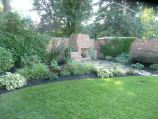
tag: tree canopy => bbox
[33,0,93,36]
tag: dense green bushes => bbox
[20,55,42,67]
[0,47,13,72]
[0,12,49,66]
[114,53,130,64]
[130,63,144,70]
[17,64,50,80]
[149,64,158,70]
[101,37,134,57]
[60,61,94,76]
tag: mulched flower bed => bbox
[0,73,98,95]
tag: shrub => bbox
[17,64,50,80]
[114,53,130,64]
[61,61,94,76]
[130,63,144,70]
[94,66,113,78]
[67,61,85,75]
[21,54,42,67]
[0,12,49,66]
[64,47,73,63]
[50,60,60,72]
[149,64,158,70]
[82,62,94,74]
[47,72,58,80]
[0,72,26,90]
[105,56,113,61]
[0,47,14,72]
[101,37,134,57]
[112,65,122,76]
[60,69,71,76]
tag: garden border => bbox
[0,73,98,95]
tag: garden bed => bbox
[0,73,98,95]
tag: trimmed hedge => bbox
[101,37,134,57]
[149,64,158,70]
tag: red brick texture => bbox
[130,40,158,64]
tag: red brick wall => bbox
[47,34,109,60]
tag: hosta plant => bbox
[0,72,26,90]
[94,66,113,78]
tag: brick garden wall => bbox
[47,34,110,60]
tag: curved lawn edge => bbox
[0,75,156,96]
[0,73,98,95]
[0,76,158,119]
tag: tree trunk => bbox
[2,0,12,12]
[123,0,127,15]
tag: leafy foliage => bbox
[114,53,130,64]
[105,56,113,61]
[94,66,113,78]
[46,44,63,64]
[21,55,42,67]
[0,47,13,72]
[50,60,60,73]
[149,64,158,70]
[0,72,26,90]
[93,0,144,38]
[0,12,49,66]
[17,64,50,80]
[60,69,71,76]
[64,47,73,63]
[101,38,134,57]
[140,8,158,39]
[0,3,3,12]
[61,61,94,76]
[33,0,93,36]
[130,63,144,70]
[112,65,122,76]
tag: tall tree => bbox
[93,0,143,38]
[140,8,158,39]
[33,0,92,36]
[2,0,11,12]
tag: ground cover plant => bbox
[17,64,50,80]
[0,76,158,119]
[130,63,144,70]
[149,64,158,70]
[0,72,26,90]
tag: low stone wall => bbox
[130,40,158,64]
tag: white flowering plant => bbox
[0,72,26,90]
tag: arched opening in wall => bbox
[81,48,90,58]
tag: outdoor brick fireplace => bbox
[69,34,95,61]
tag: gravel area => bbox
[83,60,158,76]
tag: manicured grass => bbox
[0,76,158,119]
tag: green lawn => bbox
[0,76,158,119]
